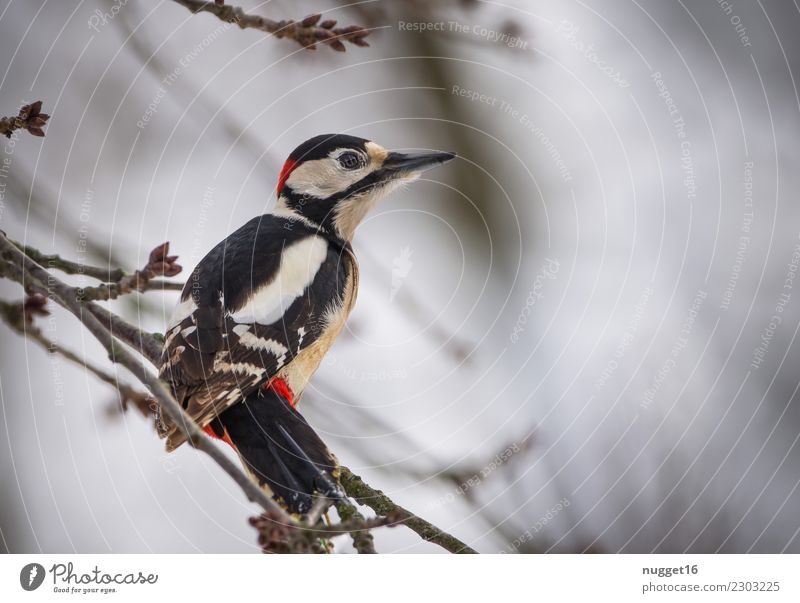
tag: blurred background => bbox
[1,0,799,553]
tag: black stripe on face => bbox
[287,134,370,163]
[281,166,394,232]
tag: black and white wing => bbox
[157,214,352,450]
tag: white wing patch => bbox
[167,297,198,329]
[228,236,328,326]
[235,330,289,367]
[212,358,267,377]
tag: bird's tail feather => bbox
[217,387,345,516]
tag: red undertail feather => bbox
[264,377,295,407]
[203,423,235,448]
[203,378,295,449]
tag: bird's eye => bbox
[338,152,363,170]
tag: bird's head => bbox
[275,134,455,241]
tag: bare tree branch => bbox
[0,295,152,414]
[84,302,165,366]
[0,232,294,524]
[250,507,399,554]
[1,234,477,554]
[15,242,126,281]
[0,255,164,366]
[171,0,371,51]
[75,242,184,301]
[1,240,179,365]
[15,239,185,300]
[340,466,477,554]
[335,499,377,554]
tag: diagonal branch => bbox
[171,0,371,51]
[14,239,184,300]
[0,295,153,415]
[75,242,184,301]
[340,466,477,554]
[1,234,477,554]
[250,507,398,554]
[335,499,377,554]
[0,232,294,524]
[15,242,125,282]
[2,240,181,365]
[0,255,165,366]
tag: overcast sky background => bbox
[1,0,799,553]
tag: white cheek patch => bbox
[285,157,365,198]
[228,236,328,326]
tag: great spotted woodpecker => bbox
[157,134,454,514]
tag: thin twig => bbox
[250,508,398,554]
[14,239,184,300]
[335,499,376,554]
[1,235,477,554]
[84,302,164,366]
[0,297,152,414]
[171,0,371,51]
[0,101,49,138]
[0,257,160,369]
[0,232,294,524]
[340,466,477,554]
[305,496,332,527]
[1,240,176,366]
[15,242,124,281]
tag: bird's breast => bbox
[278,252,359,398]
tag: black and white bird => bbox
[157,134,455,514]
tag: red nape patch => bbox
[203,424,235,449]
[276,158,298,193]
[263,377,295,407]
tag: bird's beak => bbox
[382,150,456,175]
